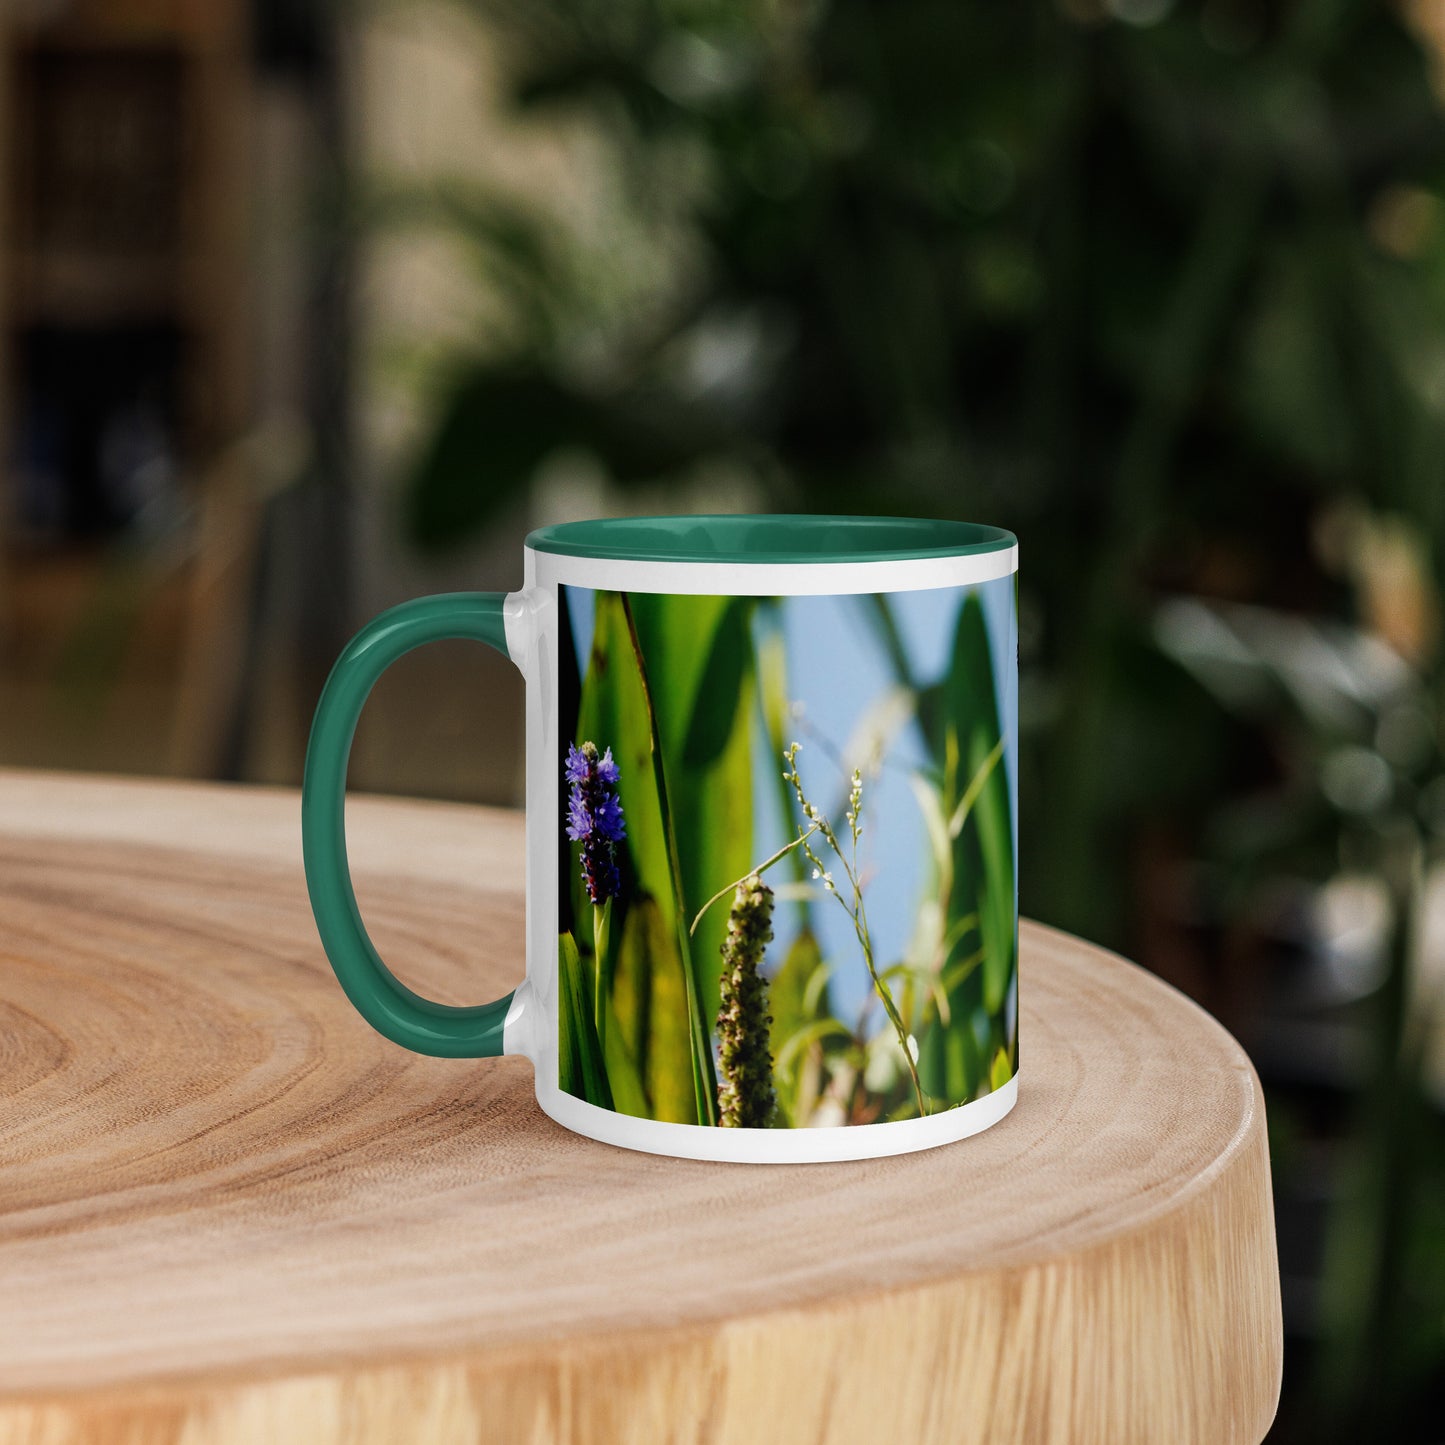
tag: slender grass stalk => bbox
[689,826,819,936]
[949,736,1004,837]
[849,875,927,1117]
[784,743,928,1117]
[619,593,720,1126]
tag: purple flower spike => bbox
[565,740,627,904]
[564,743,591,785]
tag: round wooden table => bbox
[0,772,1282,1445]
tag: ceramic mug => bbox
[302,515,1018,1162]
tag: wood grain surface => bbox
[0,771,1282,1445]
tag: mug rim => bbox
[526,513,1015,566]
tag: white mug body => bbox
[499,528,1019,1162]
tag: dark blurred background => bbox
[4,0,1445,1435]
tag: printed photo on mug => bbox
[554,579,1017,1131]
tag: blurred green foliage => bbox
[381,0,1445,1436]
[391,0,1445,929]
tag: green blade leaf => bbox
[574,590,755,1125]
[917,591,1016,1102]
[625,593,757,1035]
[558,932,613,1109]
[943,594,1015,1017]
[610,894,698,1123]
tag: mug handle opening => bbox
[302,593,519,1057]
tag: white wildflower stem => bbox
[783,742,929,1117]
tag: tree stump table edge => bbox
[0,773,1283,1445]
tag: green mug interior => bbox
[525,514,1015,565]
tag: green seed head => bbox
[717,874,777,1128]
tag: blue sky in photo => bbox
[564,578,1017,1025]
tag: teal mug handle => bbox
[302,592,517,1057]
